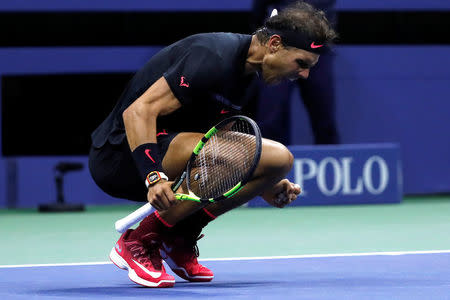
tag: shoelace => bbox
[126,233,163,270]
[192,234,204,258]
[141,233,164,270]
[180,234,205,261]
[126,241,153,267]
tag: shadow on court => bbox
[35,281,274,298]
[35,286,204,298]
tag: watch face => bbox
[148,172,160,184]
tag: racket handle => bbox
[171,171,186,192]
[114,172,186,233]
[115,203,155,233]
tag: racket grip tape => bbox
[115,203,154,233]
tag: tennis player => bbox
[89,1,336,288]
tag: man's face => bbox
[261,39,320,85]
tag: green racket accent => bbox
[193,141,205,155]
[205,126,218,139]
[175,193,201,202]
[224,182,243,198]
[193,127,218,155]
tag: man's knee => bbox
[258,139,294,177]
[274,143,294,175]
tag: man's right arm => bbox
[122,76,182,210]
[122,76,181,151]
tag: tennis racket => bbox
[115,115,262,233]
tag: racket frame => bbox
[172,115,262,203]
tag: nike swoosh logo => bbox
[115,243,122,253]
[156,129,168,137]
[179,76,190,87]
[220,109,229,114]
[132,259,162,278]
[144,149,156,163]
[310,42,323,49]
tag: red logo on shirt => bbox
[180,76,190,87]
[144,149,155,163]
[156,129,168,137]
[220,109,230,114]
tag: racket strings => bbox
[189,120,257,198]
[224,121,251,193]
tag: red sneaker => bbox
[109,229,175,288]
[160,233,214,282]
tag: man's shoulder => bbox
[181,32,251,56]
[186,32,248,44]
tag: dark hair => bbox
[255,0,337,48]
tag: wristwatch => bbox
[145,171,169,188]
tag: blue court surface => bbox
[1,251,449,300]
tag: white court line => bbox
[0,261,112,269]
[200,249,450,261]
[1,249,449,269]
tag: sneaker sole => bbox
[109,247,175,288]
[160,249,214,282]
[172,269,214,282]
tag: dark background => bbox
[2,10,450,155]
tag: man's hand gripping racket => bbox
[115,115,262,233]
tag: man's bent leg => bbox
[153,134,293,282]
[156,137,294,281]
[158,136,293,223]
[156,132,214,281]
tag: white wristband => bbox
[159,172,169,180]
